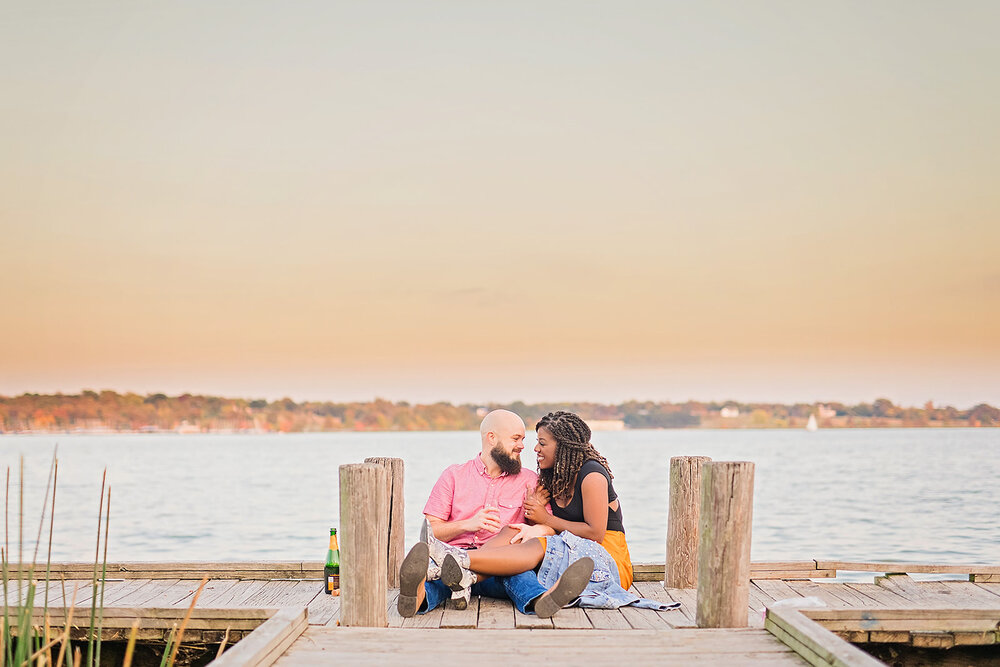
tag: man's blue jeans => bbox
[419,570,547,615]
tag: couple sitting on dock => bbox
[398,409,677,618]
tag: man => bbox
[397,409,558,617]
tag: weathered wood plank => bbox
[2,562,328,580]
[185,579,242,607]
[810,582,886,609]
[805,607,1000,621]
[974,582,1000,599]
[953,630,998,645]
[206,580,271,607]
[843,583,915,608]
[915,580,1000,607]
[384,589,401,628]
[399,603,443,629]
[306,588,339,626]
[584,607,631,630]
[766,602,883,666]
[635,560,824,583]
[477,595,514,629]
[112,579,183,607]
[667,587,700,627]
[752,570,837,580]
[802,607,1000,633]
[815,561,1000,575]
[753,579,805,602]
[635,581,695,627]
[910,630,955,649]
[440,595,479,628]
[143,579,216,607]
[784,581,855,608]
[274,627,807,666]
[513,602,553,629]
[550,605,592,629]
[874,574,954,607]
[239,581,301,609]
[212,607,307,667]
[619,603,672,630]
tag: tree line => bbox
[1,391,997,433]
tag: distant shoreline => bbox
[2,391,997,433]
[2,422,995,436]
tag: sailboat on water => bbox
[806,413,819,431]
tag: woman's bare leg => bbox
[478,526,518,549]
[466,538,545,576]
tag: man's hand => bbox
[508,523,554,544]
[523,487,551,525]
[463,506,502,534]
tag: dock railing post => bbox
[339,463,389,627]
[364,456,405,588]
[665,455,712,589]
[695,460,755,628]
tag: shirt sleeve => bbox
[580,460,615,500]
[423,466,456,520]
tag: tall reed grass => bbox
[0,450,200,667]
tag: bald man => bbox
[398,410,551,616]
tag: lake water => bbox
[0,429,997,571]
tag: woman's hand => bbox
[508,522,555,544]
[523,487,550,525]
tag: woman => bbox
[524,410,634,590]
[400,411,675,617]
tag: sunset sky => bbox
[1,2,998,407]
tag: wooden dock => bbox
[7,561,1000,665]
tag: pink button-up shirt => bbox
[423,454,539,548]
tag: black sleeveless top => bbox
[550,459,625,534]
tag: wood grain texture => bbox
[766,602,883,666]
[665,456,711,589]
[339,462,389,627]
[273,627,807,666]
[696,461,754,628]
[212,607,307,667]
[364,457,405,589]
[815,561,1000,575]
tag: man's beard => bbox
[490,443,522,475]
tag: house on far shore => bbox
[720,406,740,419]
[588,419,626,431]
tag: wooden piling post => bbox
[695,460,755,628]
[339,463,389,627]
[665,455,712,589]
[364,456,405,588]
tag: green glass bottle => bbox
[325,528,340,594]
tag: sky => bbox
[1,1,998,408]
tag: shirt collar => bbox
[475,453,507,478]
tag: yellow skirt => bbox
[538,530,633,590]
[600,530,633,590]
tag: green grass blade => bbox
[86,469,107,667]
[95,487,111,667]
[159,625,177,667]
[44,453,60,619]
[2,545,11,667]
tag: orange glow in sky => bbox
[1,3,998,407]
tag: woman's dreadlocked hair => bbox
[536,411,613,502]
